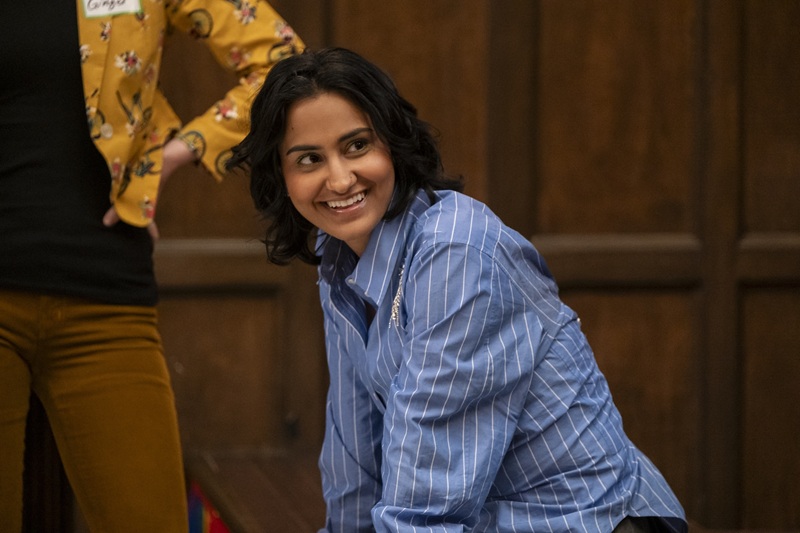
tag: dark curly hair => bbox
[227,47,463,265]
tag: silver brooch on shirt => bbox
[390,263,404,328]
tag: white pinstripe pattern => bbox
[316,190,686,532]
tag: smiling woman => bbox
[226,47,688,533]
[280,93,395,256]
[227,47,461,265]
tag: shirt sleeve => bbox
[167,0,304,180]
[373,240,534,531]
[318,294,384,533]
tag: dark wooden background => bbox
[25,1,799,531]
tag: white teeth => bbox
[327,192,365,209]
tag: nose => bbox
[326,158,356,194]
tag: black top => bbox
[0,1,157,306]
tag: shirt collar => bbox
[319,189,434,307]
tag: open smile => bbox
[326,191,366,209]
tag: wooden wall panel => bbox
[329,0,491,202]
[159,294,287,451]
[736,1,800,520]
[743,1,800,233]
[536,0,696,234]
[486,0,538,236]
[742,288,800,528]
[269,0,329,49]
[561,290,698,509]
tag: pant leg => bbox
[614,517,649,532]
[32,296,188,533]
[614,516,679,533]
[0,292,36,533]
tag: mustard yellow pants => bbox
[0,290,188,532]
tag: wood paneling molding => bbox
[531,233,701,287]
[154,239,288,290]
[738,233,800,284]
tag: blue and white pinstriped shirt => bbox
[316,189,687,532]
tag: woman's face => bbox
[280,92,395,257]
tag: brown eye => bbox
[347,138,369,154]
[298,153,322,166]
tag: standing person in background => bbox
[0,1,302,531]
[229,47,688,532]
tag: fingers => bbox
[148,222,160,241]
[103,206,159,241]
[103,206,120,227]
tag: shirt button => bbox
[100,123,114,139]
[346,278,355,285]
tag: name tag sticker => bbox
[82,0,142,18]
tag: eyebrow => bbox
[284,127,374,156]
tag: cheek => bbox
[283,172,306,200]
[378,164,396,192]
[285,194,313,225]
[284,177,318,219]
[364,154,395,186]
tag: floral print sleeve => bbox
[168,0,304,180]
[77,0,302,226]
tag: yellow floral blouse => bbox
[77,0,303,226]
